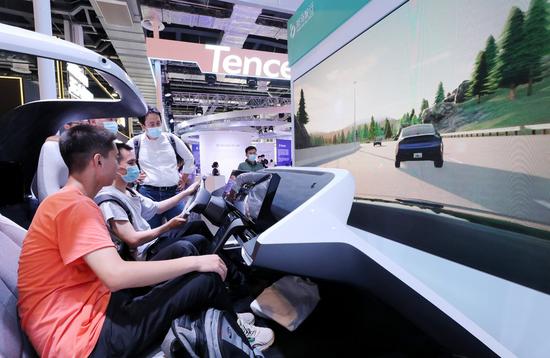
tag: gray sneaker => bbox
[237,319,275,351]
[237,312,255,325]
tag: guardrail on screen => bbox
[441,123,550,138]
[296,142,360,167]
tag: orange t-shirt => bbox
[18,186,115,358]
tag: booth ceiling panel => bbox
[90,0,157,106]
[140,4,289,49]
[96,0,134,27]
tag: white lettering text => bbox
[223,55,243,75]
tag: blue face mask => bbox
[247,154,257,162]
[103,121,118,135]
[121,165,140,183]
[147,126,162,139]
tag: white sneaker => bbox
[237,319,275,351]
[237,312,255,325]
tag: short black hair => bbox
[59,125,116,173]
[138,106,161,125]
[245,146,256,154]
[212,161,219,167]
[116,142,133,152]
[115,142,133,163]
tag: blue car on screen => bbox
[395,124,443,168]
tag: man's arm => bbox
[173,135,195,176]
[109,216,186,248]
[84,247,227,292]
[156,181,199,214]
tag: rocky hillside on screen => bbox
[422,0,550,132]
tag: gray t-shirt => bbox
[97,186,159,260]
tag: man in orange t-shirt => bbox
[18,125,231,357]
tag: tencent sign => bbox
[146,38,290,80]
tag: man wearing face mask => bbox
[127,106,195,229]
[237,146,265,172]
[95,142,205,261]
[35,118,118,202]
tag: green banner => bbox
[287,0,371,66]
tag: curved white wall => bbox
[199,131,253,178]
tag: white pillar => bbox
[33,0,57,100]
[153,60,166,129]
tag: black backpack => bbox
[161,308,263,358]
[94,192,136,261]
[133,133,182,169]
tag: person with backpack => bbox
[128,106,195,229]
[18,125,274,357]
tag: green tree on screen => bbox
[435,82,445,104]
[469,50,490,103]
[400,112,410,128]
[296,89,309,125]
[383,119,393,139]
[420,98,429,113]
[368,116,377,140]
[493,7,528,100]
[358,123,366,141]
[483,36,499,93]
[340,130,345,143]
[350,129,355,143]
[524,0,549,95]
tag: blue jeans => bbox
[138,186,185,229]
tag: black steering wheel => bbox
[181,176,207,218]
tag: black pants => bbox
[145,219,213,260]
[90,272,232,357]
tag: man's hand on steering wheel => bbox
[184,181,200,196]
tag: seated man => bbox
[96,142,210,261]
[17,125,273,357]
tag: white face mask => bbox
[146,126,162,139]
[102,121,118,135]
[247,154,257,162]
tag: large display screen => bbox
[293,0,550,229]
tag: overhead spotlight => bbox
[165,96,173,105]
[205,73,216,86]
[269,126,274,132]
[195,107,203,116]
[278,113,285,119]
[141,18,165,32]
[247,77,257,88]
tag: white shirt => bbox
[36,138,69,202]
[97,185,159,260]
[128,133,195,187]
